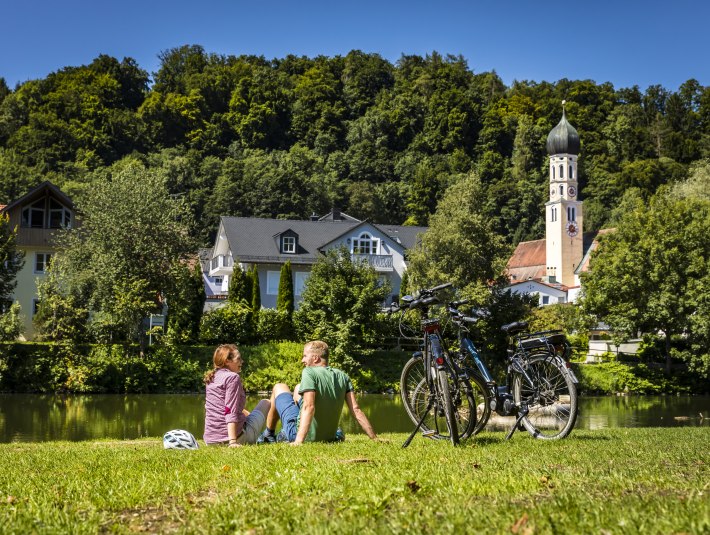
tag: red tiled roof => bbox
[506,239,546,282]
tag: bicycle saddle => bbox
[501,321,528,334]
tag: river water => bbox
[0,394,707,443]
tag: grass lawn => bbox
[0,428,708,534]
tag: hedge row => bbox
[1,343,703,395]
[0,342,409,394]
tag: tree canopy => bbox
[0,49,706,248]
[581,174,710,376]
[43,161,195,343]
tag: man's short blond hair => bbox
[304,340,329,363]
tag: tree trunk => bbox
[664,329,672,375]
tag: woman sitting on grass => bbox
[203,344,270,447]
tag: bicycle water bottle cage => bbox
[421,318,440,333]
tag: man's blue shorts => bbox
[275,392,301,442]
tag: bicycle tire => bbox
[437,368,459,445]
[462,371,492,437]
[400,357,478,441]
[512,352,578,439]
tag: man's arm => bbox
[345,391,377,440]
[292,390,316,445]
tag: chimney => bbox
[310,212,319,221]
[332,207,341,221]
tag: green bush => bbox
[573,362,694,395]
[199,304,255,345]
[256,309,293,342]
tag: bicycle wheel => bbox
[437,368,459,445]
[462,372,491,437]
[512,352,578,439]
[400,357,477,441]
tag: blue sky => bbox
[2,0,707,91]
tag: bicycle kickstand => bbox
[402,396,436,448]
[505,402,529,440]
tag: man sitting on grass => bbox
[257,340,377,445]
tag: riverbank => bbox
[1,341,706,395]
[0,428,707,533]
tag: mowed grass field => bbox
[0,427,707,534]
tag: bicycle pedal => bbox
[421,430,437,438]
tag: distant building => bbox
[203,210,426,310]
[505,104,610,305]
[0,182,75,339]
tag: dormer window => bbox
[22,200,45,228]
[282,236,296,254]
[21,197,72,229]
[352,232,378,255]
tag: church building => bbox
[505,104,609,305]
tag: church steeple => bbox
[545,101,583,289]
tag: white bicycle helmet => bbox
[163,429,199,450]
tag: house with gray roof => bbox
[205,210,426,309]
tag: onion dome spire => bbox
[546,100,580,155]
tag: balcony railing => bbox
[209,254,234,276]
[351,254,394,271]
[16,227,63,247]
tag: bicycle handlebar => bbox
[394,282,455,312]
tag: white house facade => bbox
[204,210,426,310]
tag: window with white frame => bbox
[267,271,280,295]
[48,198,72,229]
[213,276,223,286]
[282,236,296,254]
[35,253,52,274]
[352,232,378,255]
[22,200,45,228]
[294,272,309,296]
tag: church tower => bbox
[545,102,583,287]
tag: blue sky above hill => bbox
[2,0,707,91]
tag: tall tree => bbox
[0,213,24,311]
[582,185,710,376]
[228,264,249,304]
[294,247,389,370]
[276,261,294,317]
[249,266,261,311]
[51,159,195,345]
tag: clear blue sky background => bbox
[2,0,707,91]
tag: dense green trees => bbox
[581,168,710,376]
[1,48,708,377]
[1,49,706,247]
[38,161,195,345]
[294,248,390,370]
[0,214,23,341]
[0,214,23,310]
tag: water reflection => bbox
[0,394,707,443]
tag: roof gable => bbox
[216,216,427,264]
[1,181,74,214]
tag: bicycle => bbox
[392,282,484,447]
[397,284,579,443]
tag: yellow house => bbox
[0,182,75,340]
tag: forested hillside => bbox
[1,46,707,246]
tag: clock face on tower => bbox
[566,220,579,237]
[568,186,577,197]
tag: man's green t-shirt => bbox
[297,366,354,442]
